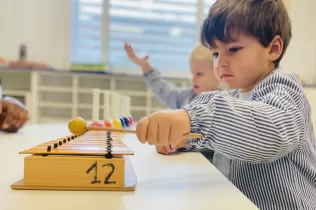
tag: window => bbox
[71,0,104,68]
[107,0,198,72]
[204,0,216,17]
[71,0,215,74]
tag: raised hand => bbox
[124,43,152,72]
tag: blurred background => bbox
[0,0,315,126]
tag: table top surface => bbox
[0,123,259,210]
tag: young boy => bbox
[135,0,316,209]
[124,43,221,159]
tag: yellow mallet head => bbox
[68,116,87,135]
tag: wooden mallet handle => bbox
[87,126,202,139]
[68,117,202,138]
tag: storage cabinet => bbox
[0,69,190,122]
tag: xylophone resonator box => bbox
[11,130,137,191]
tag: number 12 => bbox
[86,161,116,184]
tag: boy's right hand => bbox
[124,43,152,73]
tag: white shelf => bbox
[131,106,146,111]
[0,69,191,123]
[38,86,73,92]
[39,102,73,108]
[38,117,70,122]
[77,88,147,96]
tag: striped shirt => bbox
[182,71,316,210]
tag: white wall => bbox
[304,88,316,133]
[281,0,316,84]
[0,0,315,83]
[0,0,71,69]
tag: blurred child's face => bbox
[209,32,282,92]
[190,57,220,95]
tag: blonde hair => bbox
[190,43,213,61]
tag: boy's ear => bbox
[267,35,283,62]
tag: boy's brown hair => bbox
[201,0,292,68]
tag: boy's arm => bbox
[183,75,305,164]
[124,43,194,109]
[144,69,194,109]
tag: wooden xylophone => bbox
[11,130,137,191]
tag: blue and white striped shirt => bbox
[143,69,196,109]
[182,71,316,210]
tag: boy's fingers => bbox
[125,44,136,58]
[136,116,150,144]
[155,145,171,155]
[155,145,165,154]
[157,122,170,145]
[169,125,182,146]
[163,146,172,154]
[147,117,158,145]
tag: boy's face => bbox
[209,32,280,92]
[190,57,220,95]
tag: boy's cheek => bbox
[214,72,221,81]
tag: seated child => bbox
[134,0,316,209]
[124,43,221,161]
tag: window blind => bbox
[71,0,104,66]
[107,0,198,72]
[71,0,216,72]
[204,0,215,17]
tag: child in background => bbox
[135,0,316,209]
[124,43,221,160]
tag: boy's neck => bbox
[239,68,276,93]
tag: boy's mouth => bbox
[193,85,199,89]
[221,74,233,79]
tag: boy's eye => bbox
[229,47,242,52]
[212,52,219,57]
[197,72,203,76]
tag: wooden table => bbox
[0,123,259,210]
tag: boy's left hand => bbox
[136,109,191,147]
[155,138,187,155]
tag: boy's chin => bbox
[194,89,203,95]
[193,88,199,94]
[194,89,215,95]
[222,81,238,90]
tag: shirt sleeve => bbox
[143,69,194,109]
[182,74,306,164]
[176,138,213,152]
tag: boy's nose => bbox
[217,56,229,68]
[192,76,198,84]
